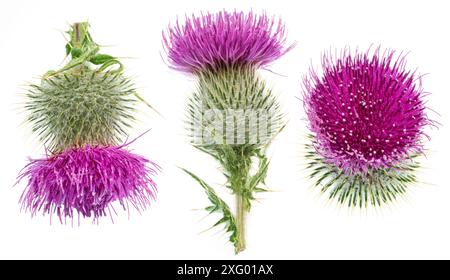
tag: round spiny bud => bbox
[188,66,284,147]
[26,66,137,152]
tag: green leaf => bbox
[97,59,124,73]
[205,206,217,213]
[71,47,82,58]
[90,54,115,65]
[65,43,72,56]
[181,168,239,249]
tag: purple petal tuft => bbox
[163,10,293,73]
[303,47,433,173]
[18,145,160,223]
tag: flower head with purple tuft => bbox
[303,47,435,207]
[163,10,293,73]
[19,145,159,224]
[18,22,159,223]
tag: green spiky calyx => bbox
[25,22,139,153]
[188,66,284,147]
[27,66,137,152]
[305,136,420,207]
[184,66,284,254]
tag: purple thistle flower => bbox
[303,47,433,174]
[164,11,292,252]
[17,145,160,223]
[163,10,293,73]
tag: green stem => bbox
[235,193,246,254]
[232,148,251,254]
[73,22,83,46]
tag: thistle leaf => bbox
[180,168,239,247]
[90,54,116,65]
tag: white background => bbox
[0,0,448,260]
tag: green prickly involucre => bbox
[26,66,138,153]
[188,66,284,146]
[305,135,421,207]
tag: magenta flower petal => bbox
[18,145,159,223]
[163,10,293,73]
[303,48,433,174]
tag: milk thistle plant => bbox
[164,11,292,253]
[303,47,434,207]
[18,22,159,223]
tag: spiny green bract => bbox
[26,66,137,152]
[305,138,420,207]
[187,66,284,148]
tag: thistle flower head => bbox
[18,145,159,222]
[163,10,293,73]
[26,66,137,153]
[304,48,431,173]
[164,12,291,252]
